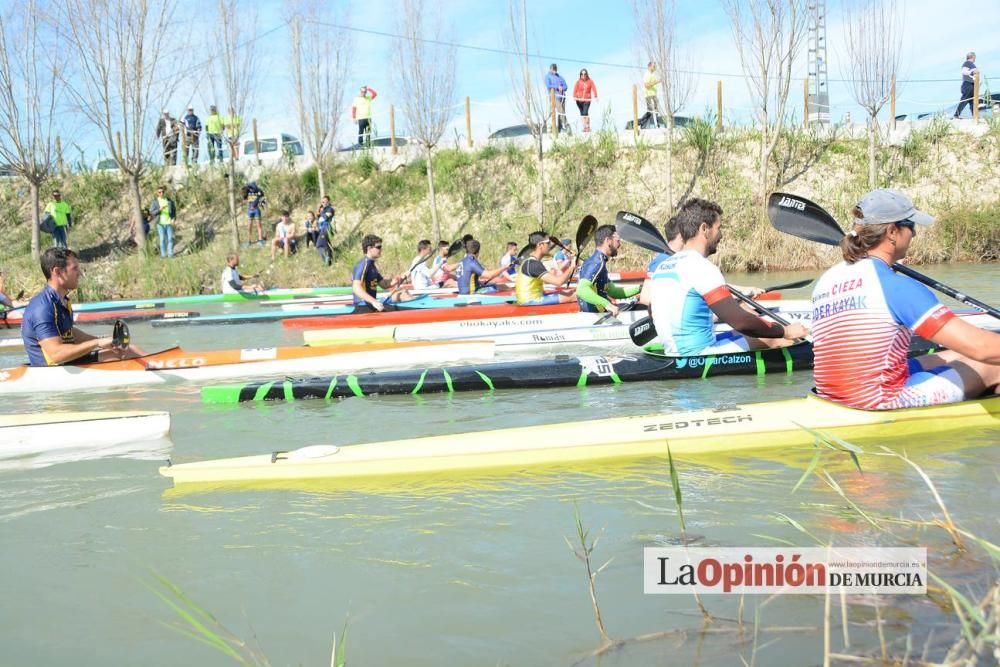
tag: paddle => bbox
[593,301,637,326]
[112,319,130,349]
[616,210,796,345]
[767,192,1000,320]
[386,238,463,302]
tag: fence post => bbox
[803,77,809,127]
[465,97,473,148]
[55,135,64,174]
[716,81,723,132]
[632,84,639,140]
[890,76,896,130]
[116,131,123,161]
[390,105,397,154]
[180,125,188,167]
[550,88,557,135]
[973,71,980,122]
[252,118,261,165]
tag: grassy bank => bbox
[0,121,997,299]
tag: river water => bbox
[0,264,997,666]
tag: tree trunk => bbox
[425,146,441,242]
[128,174,148,253]
[29,181,40,261]
[867,117,877,188]
[666,119,674,209]
[758,130,769,205]
[535,134,545,227]
[317,163,326,200]
[227,152,240,251]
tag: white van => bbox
[238,133,305,167]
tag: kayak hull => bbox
[161,395,1000,486]
[2,411,171,458]
[285,302,581,329]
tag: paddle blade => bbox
[615,211,669,254]
[576,215,598,251]
[112,319,130,349]
[762,278,814,293]
[628,315,658,346]
[446,239,465,258]
[767,193,845,247]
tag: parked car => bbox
[240,133,305,165]
[337,136,410,152]
[488,124,536,141]
[624,115,693,130]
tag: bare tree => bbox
[633,0,695,209]
[209,0,259,250]
[505,0,547,227]
[0,1,62,261]
[289,2,351,200]
[59,0,181,252]
[723,0,807,204]
[392,0,456,242]
[842,0,903,188]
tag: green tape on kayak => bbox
[576,371,587,387]
[253,381,276,401]
[283,381,294,401]
[346,375,363,397]
[781,346,793,374]
[754,350,765,376]
[443,369,454,393]
[324,377,338,400]
[610,372,621,384]
[701,356,716,379]
[475,371,495,391]
[411,369,428,394]
[200,383,246,404]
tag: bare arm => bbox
[353,279,379,308]
[709,296,808,340]
[930,317,1000,364]
[540,264,575,287]
[37,333,110,365]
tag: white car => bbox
[238,133,305,166]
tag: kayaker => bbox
[431,240,456,288]
[577,224,641,316]
[553,238,574,273]
[455,240,506,295]
[20,248,143,366]
[645,198,808,355]
[0,270,26,310]
[408,240,435,290]
[352,234,414,312]
[498,241,518,281]
[811,188,1000,409]
[221,253,264,294]
[515,231,577,306]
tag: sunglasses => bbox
[895,220,915,230]
[373,244,383,249]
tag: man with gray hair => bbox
[954,51,979,119]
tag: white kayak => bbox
[0,410,171,460]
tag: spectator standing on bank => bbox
[573,69,598,133]
[242,181,266,245]
[43,189,73,249]
[316,195,335,236]
[148,185,177,258]
[955,51,979,119]
[352,85,378,146]
[156,110,179,165]
[224,107,242,157]
[303,211,319,248]
[181,106,202,163]
[545,64,568,132]
[205,105,224,162]
[643,61,662,127]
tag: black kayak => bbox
[200,338,940,404]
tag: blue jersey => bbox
[318,204,335,232]
[647,252,670,275]
[455,255,486,295]
[352,257,383,305]
[577,249,610,313]
[246,186,265,214]
[20,285,75,366]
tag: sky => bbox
[47,0,1000,163]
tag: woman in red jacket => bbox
[573,69,598,133]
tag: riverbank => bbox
[0,121,997,300]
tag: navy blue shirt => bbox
[318,204,335,233]
[577,250,611,313]
[455,255,486,295]
[962,60,977,84]
[20,285,75,366]
[352,257,383,305]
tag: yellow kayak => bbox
[160,395,999,487]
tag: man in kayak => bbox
[646,198,807,355]
[577,225,642,317]
[408,240,435,290]
[221,253,264,294]
[20,248,143,366]
[811,189,999,409]
[553,237,574,273]
[352,234,414,312]
[431,240,456,288]
[498,241,518,283]
[455,240,506,295]
[515,231,577,306]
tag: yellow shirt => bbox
[643,70,659,98]
[514,257,546,304]
[45,201,72,227]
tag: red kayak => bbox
[284,302,579,329]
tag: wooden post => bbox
[716,81,723,131]
[116,131,123,161]
[465,96,472,148]
[803,77,810,127]
[550,88,557,135]
[55,135,64,174]
[312,110,321,149]
[252,118,261,165]
[180,126,188,167]
[890,76,896,130]
[390,105,397,154]
[632,84,639,140]
[973,71,980,121]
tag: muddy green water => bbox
[0,264,997,665]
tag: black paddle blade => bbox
[576,215,598,251]
[112,319,130,349]
[446,239,465,257]
[628,315,658,346]
[762,278,814,293]
[615,210,669,254]
[767,192,844,247]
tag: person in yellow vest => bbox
[148,185,176,258]
[643,61,661,128]
[514,231,576,306]
[224,107,242,158]
[205,105,224,162]
[351,85,378,147]
[43,190,73,249]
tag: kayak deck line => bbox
[2,410,171,459]
[160,394,1000,486]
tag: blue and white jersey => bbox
[352,257,383,305]
[577,249,610,313]
[20,285,75,366]
[647,252,670,276]
[648,250,731,355]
